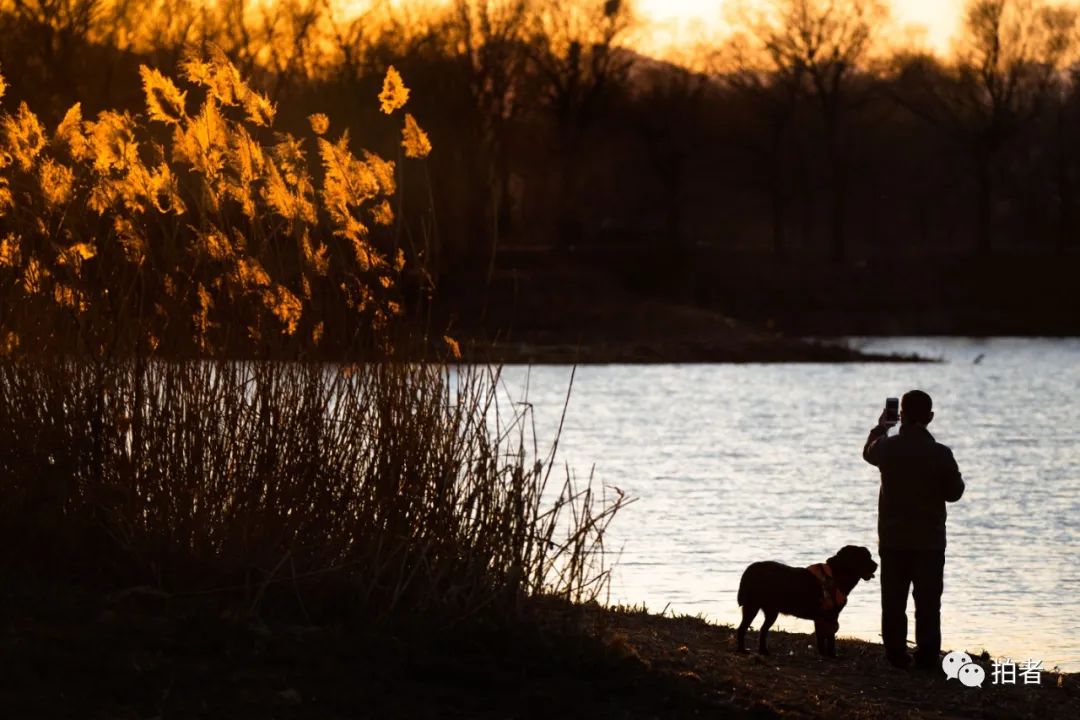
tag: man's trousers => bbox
[880,548,946,663]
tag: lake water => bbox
[500,338,1080,671]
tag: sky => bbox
[635,0,964,57]
[352,1,967,59]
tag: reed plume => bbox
[0,53,624,626]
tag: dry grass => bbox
[0,49,429,359]
[0,52,626,627]
[0,357,626,622]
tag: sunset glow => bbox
[2,0,1079,712]
[361,0,968,58]
[636,0,964,56]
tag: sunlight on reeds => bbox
[0,50,625,624]
[0,49,434,358]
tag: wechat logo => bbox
[942,651,985,688]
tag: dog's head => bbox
[828,545,877,581]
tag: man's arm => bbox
[862,424,890,466]
[940,447,965,502]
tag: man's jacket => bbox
[863,424,965,550]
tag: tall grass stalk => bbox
[0,51,626,626]
[0,357,625,622]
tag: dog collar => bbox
[807,562,847,612]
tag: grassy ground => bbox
[3,580,1075,719]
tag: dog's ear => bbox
[858,546,875,569]
[828,546,859,575]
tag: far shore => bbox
[460,337,931,364]
[437,264,940,364]
[447,294,934,364]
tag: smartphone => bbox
[885,397,899,425]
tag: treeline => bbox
[2,0,1080,287]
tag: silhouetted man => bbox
[863,390,965,669]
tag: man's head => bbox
[901,390,934,426]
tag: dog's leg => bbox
[736,605,758,653]
[826,613,840,657]
[758,608,779,655]
[814,616,839,658]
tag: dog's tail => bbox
[736,568,747,606]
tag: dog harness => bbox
[807,563,847,612]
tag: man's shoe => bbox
[886,652,913,669]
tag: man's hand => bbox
[877,409,897,429]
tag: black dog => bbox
[736,545,877,657]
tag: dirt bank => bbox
[3,582,1075,719]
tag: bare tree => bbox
[441,0,531,285]
[720,32,807,258]
[731,0,887,262]
[527,0,635,248]
[630,52,712,259]
[0,0,103,104]
[1049,67,1080,253]
[892,0,1077,254]
[253,0,331,96]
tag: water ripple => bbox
[503,338,1080,670]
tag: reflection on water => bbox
[500,338,1080,671]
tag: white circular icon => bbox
[958,663,986,688]
[942,650,974,680]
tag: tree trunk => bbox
[1056,139,1073,255]
[770,174,787,259]
[485,171,502,290]
[664,156,686,249]
[975,155,993,255]
[823,107,846,264]
[830,167,847,263]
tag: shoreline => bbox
[461,340,931,364]
[5,581,1077,719]
[599,605,1079,719]
[439,280,939,364]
